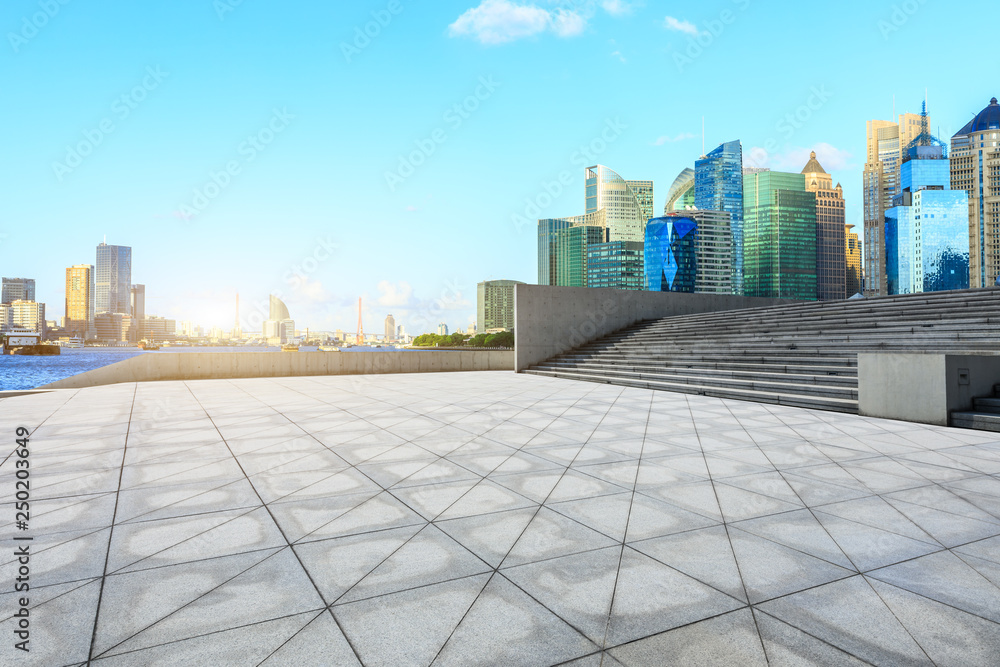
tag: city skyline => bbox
[1,1,995,331]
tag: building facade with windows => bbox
[65,265,94,338]
[585,165,649,243]
[476,280,523,332]
[950,97,1000,287]
[586,242,645,290]
[846,224,863,296]
[665,210,732,294]
[802,152,847,300]
[2,278,35,304]
[886,145,970,294]
[743,171,818,300]
[644,217,697,293]
[695,141,744,294]
[96,243,132,314]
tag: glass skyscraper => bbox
[695,141,744,294]
[537,210,606,286]
[644,217,697,293]
[585,165,648,243]
[1,278,35,304]
[665,210,732,294]
[886,146,970,294]
[743,171,818,300]
[95,243,132,314]
[587,242,645,290]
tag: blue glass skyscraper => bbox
[95,242,132,314]
[885,146,970,294]
[645,217,697,292]
[695,140,744,294]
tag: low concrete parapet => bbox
[514,284,791,372]
[40,350,515,389]
[858,352,1000,425]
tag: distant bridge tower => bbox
[356,297,364,345]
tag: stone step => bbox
[972,397,1000,412]
[523,369,859,413]
[534,361,858,386]
[530,365,858,400]
[951,411,1000,432]
[542,359,858,377]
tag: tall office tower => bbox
[802,152,847,300]
[437,323,449,336]
[130,284,146,341]
[950,97,1000,287]
[384,314,396,341]
[644,217,697,292]
[584,165,648,242]
[664,168,696,213]
[695,141,744,294]
[95,242,132,314]
[477,280,524,332]
[863,111,926,295]
[65,265,94,337]
[845,225,863,296]
[743,171,818,300]
[625,180,655,223]
[885,144,969,294]
[2,278,35,304]
[537,210,607,286]
[665,210,733,294]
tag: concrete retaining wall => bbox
[513,284,790,371]
[858,352,1000,425]
[40,350,515,389]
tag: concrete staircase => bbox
[523,288,1000,415]
[951,385,1000,431]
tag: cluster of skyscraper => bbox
[1,242,164,343]
[539,96,998,300]
[538,146,857,300]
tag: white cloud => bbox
[292,277,330,303]
[376,280,415,308]
[663,16,700,36]
[750,143,853,172]
[448,0,634,45]
[610,50,626,63]
[448,0,578,44]
[651,132,695,146]
[602,0,637,17]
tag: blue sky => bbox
[1,0,995,334]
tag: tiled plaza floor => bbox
[2,371,1000,666]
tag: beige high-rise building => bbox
[585,165,648,243]
[802,152,846,300]
[951,97,1000,288]
[846,224,862,296]
[863,111,925,296]
[65,264,94,338]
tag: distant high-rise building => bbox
[263,294,294,343]
[845,224,862,296]
[743,170,818,300]
[950,97,1000,287]
[625,180,655,224]
[396,325,405,340]
[664,168,696,213]
[144,316,177,343]
[695,141,744,294]
[585,165,648,243]
[2,278,35,304]
[10,300,45,334]
[95,242,131,314]
[863,111,926,296]
[537,210,607,286]
[586,242,645,290]
[65,265,94,338]
[437,323,449,336]
[665,210,732,294]
[130,284,146,341]
[802,152,847,300]
[644,217,697,293]
[385,314,396,341]
[94,312,132,342]
[885,144,970,294]
[477,280,524,332]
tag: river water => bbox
[0,345,411,390]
